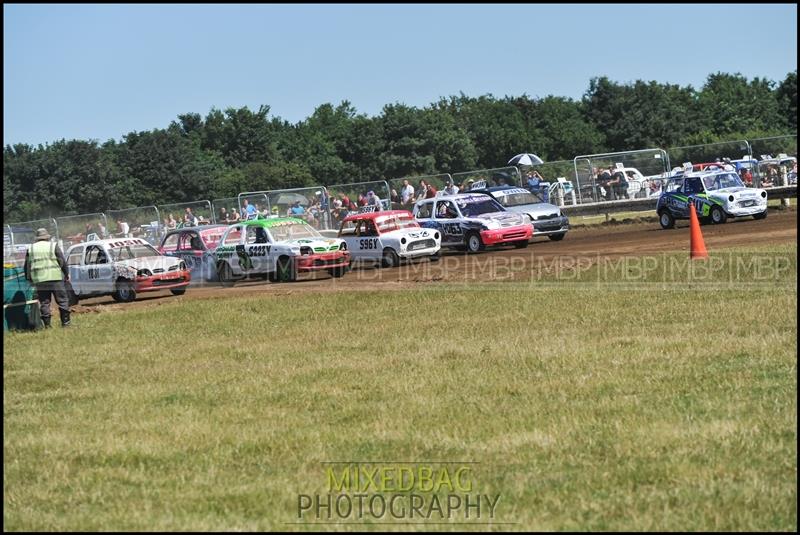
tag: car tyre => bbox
[112,279,136,302]
[753,209,768,220]
[218,262,235,287]
[170,286,187,296]
[658,210,675,229]
[548,233,566,242]
[430,251,441,262]
[465,232,484,254]
[710,205,727,224]
[328,266,347,278]
[276,256,297,282]
[381,248,400,268]
[513,239,529,248]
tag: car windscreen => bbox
[456,196,505,217]
[110,243,160,261]
[493,189,544,207]
[268,223,321,241]
[703,172,745,191]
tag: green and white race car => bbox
[656,169,768,229]
[214,218,351,285]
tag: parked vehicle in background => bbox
[65,238,191,302]
[412,192,532,253]
[656,168,768,229]
[468,185,570,241]
[214,218,350,285]
[338,209,441,267]
[158,224,227,282]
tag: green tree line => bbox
[4,71,796,223]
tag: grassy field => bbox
[3,246,797,531]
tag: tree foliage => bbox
[4,71,796,222]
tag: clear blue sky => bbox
[4,3,797,146]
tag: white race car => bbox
[214,217,351,284]
[337,209,441,267]
[412,193,533,253]
[65,238,191,302]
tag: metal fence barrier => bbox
[157,200,213,230]
[573,149,670,204]
[389,173,454,209]
[3,218,59,267]
[324,180,391,230]
[106,206,161,245]
[55,213,109,251]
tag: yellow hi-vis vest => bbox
[29,241,63,284]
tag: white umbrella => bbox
[508,153,544,166]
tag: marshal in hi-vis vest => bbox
[29,241,63,284]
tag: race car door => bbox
[352,219,381,261]
[81,244,114,295]
[177,231,207,279]
[682,177,708,217]
[433,200,464,246]
[66,245,85,296]
[243,225,272,273]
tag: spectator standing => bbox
[444,180,459,195]
[425,182,438,198]
[24,228,71,328]
[367,190,382,209]
[242,199,257,220]
[401,180,415,205]
[116,219,130,237]
[230,208,241,223]
[219,207,229,223]
[167,214,178,230]
[416,180,429,201]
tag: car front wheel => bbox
[112,279,136,302]
[465,232,484,254]
[658,210,675,229]
[548,233,566,241]
[218,262,235,287]
[753,209,768,220]
[710,205,727,224]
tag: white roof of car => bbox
[68,237,151,249]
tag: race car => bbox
[337,209,441,267]
[412,192,532,253]
[468,185,570,241]
[214,217,350,285]
[158,224,227,282]
[656,168,768,229]
[65,237,191,302]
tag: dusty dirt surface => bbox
[73,208,797,312]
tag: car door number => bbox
[247,245,271,257]
[88,267,100,279]
[443,223,463,236]
[359,238,379,250]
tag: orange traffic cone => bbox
[689,203,708,260]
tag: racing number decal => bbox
[88,268,100,279]
[247,245,271,257]
[359,238,379,250]
[691,197,711,217]
[442,223,463,238]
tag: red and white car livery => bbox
[65,238,191,302]
[338,209,441,267]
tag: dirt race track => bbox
[74,208,797,312]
